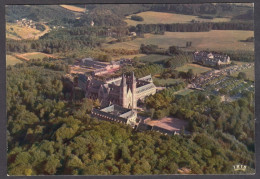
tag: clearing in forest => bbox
[60,5,86,12]
[103,30,254,52]
[125,11,231,26]
[15,52,57,61]
[6,55,23,66]
[6,23,50,40]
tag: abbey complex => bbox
[75,51,232,129]
[77,71,157,127]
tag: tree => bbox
[168,46,182,55]
[44,156,61,175]
[131,15,144,21]
[237,72,247,80]
[187,69,194,79]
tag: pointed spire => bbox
[121,73,126,86]
[131,71,136,82]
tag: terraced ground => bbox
[125,11,231,26]
[103,30,254,52]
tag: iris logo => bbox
[233,164,247,171]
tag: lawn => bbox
[153,77,181,86]
[103,30,254,52]
[175,88,194,96]
[6,55,23,66]
[175,63,212,75]
[139,54,170,63]
[231,66,254,81]
[22,53,50,60]
[125,11,231,26]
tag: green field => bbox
[139,54,170,63]
[103,30,254,52]
[153,77,181,86]
[175,63,212,75]
[231,67,254,81]
[175,88,194,96]
[21,52,51,60]
[6,23,50,40]
[6,55,23,66]
[125,11,231,26]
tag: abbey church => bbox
[78,72,157,109]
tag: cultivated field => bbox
[175,63,212,75]
[103,30,254,52]
[15,52,57,61]
[60,5,86,12]
[125,11,231,26]
[6,55,23,66]
[6,23,50,40]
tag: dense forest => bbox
[7,61,255,175]
[6,3,252,26]
[6,27,109,54]
[135,22,253,34]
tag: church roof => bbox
[136,83,155,94]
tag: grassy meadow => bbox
[125,11,231,26]
[6,55,23,66]
[139,54,170,63]
[153,77,181,86]
[6,23,50,40]
[15,52,57,61]
[175,88,194,96]
[60,5,86,13]
[175,63,212,75]
[103,30,254,52]
[231,66,254,81]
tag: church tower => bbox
[131,72,137,109]
[120,74,128,108]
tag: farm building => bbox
[194,51,231,67]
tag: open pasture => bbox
[231,66,254,81]
[125,11,231,26]
[60,5,86,12]
[139,54,170,63]
[103,30,254,52]
[153,77,181,87]
[15,52,57,61]
[6,23,41,40]
[6,55,23,66]
[175,63,212,75]
[6,23,50,40]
